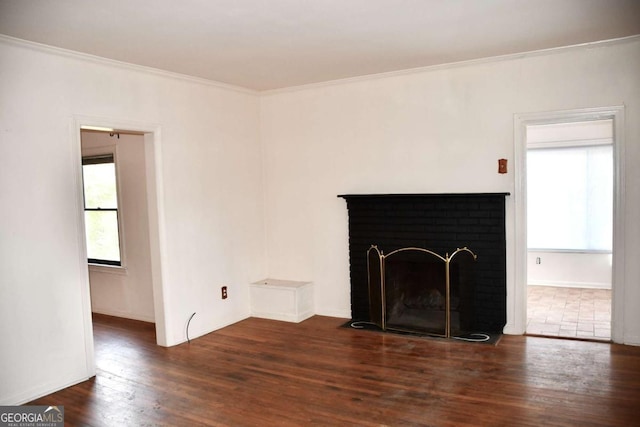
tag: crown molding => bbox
[262,35,640,96]
[2,33,638,96]
[0,34,258,96]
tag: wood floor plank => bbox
[28,314,640,426]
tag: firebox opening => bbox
[368,245,480,339]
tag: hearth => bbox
[339,193,508,335]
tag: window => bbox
[82,154,122,266]
[527,144,613,251]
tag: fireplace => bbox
[339,193,508,335]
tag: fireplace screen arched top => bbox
[367,245,478,338]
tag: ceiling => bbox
[1,0,639,91]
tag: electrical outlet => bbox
[221,286,228,299]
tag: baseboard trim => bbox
[91,309,155,323]
[527,281,611,290]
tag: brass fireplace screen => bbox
[367,245,478,338]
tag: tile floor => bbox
[526,285,611,341]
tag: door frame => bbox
[512,106,625,343]
[71,115,170,368]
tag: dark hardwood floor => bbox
[30,314,640,426]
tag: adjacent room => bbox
[526,120,614,341]
[1,1,640,425]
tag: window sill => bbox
[89,263,128,275]
[528,249,612,254]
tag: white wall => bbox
[81,131,156,322]
[1,33,639,405]
[528,251,611,289]
[0,38,265,404]
[260,38,640,343]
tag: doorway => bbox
[80,129,156,323]
[73,117,169,366]
[525,120,612,340]
[513,106,625,343]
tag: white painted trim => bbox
[2,33,638,96]
[81,144,128,270]
[501,121,527,336]
[611,108,626,344]
[262,35,640,95]
[6,373,94,406]
[73,115,171,347]
[0,34,256,95]
[513,106,626,343]
[623,334,640,346]
[527,137,612,149]
[316,309,351,320]
[251,311,314,323]
[69,121,96,380]
[144,130,172,346]
[91,308,155,324]
[527,281,611,290]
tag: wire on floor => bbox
[452,333,491,342]
[350,321,378,329]
[186,312,196,344]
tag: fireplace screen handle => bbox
[367,246,384,329]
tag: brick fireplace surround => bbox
[339,193,509,334]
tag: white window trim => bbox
[82,144,128,273]
[527,137,612,150]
